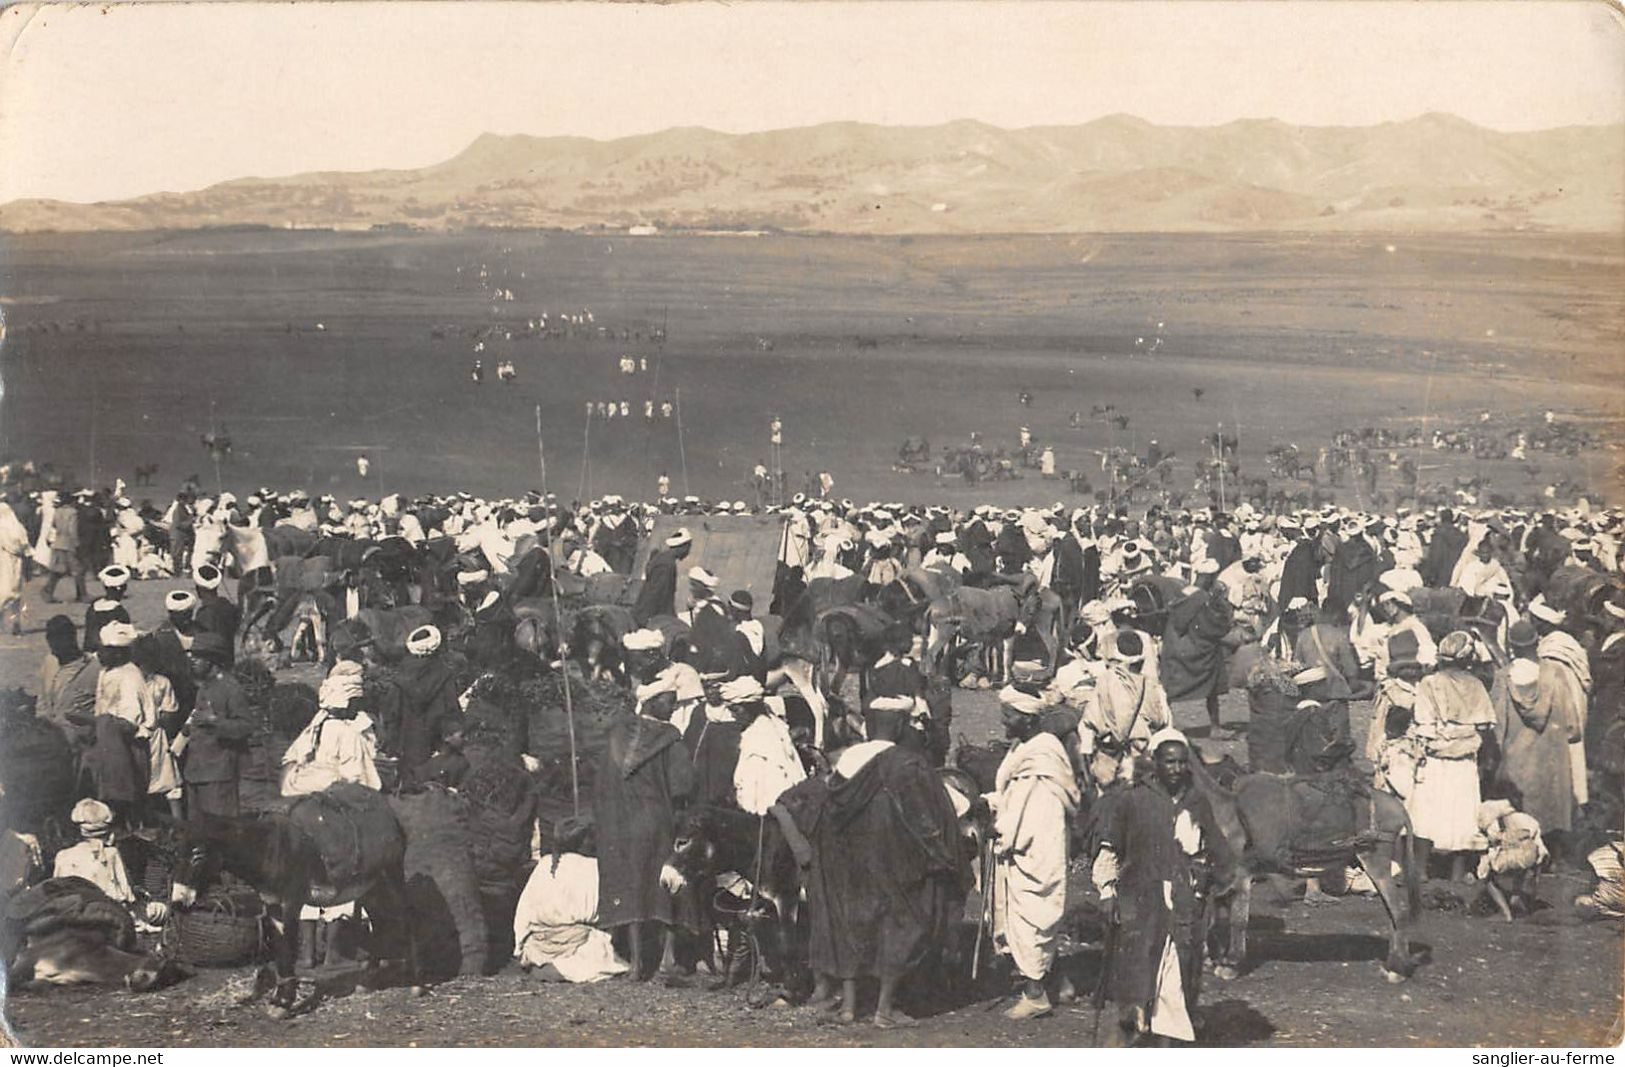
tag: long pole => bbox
[539,405,581,815]
[675,387,690,496]
[209,400,222,495]
[88,376,100,487]
[578,407,592,504]
[1216,423,1227,514]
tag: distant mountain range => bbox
[4,114,1621,234]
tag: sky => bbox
[1,1,1622,204]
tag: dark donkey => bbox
[169,784,418,1013]
[666,804,808,996]
[1189,749,1423,984]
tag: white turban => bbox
[99,621,140,648]
[71,798,115,834]
[1149,727,1189,752]
[1528,596,1566,625]
[997,685,1044,716]
[720,676,765,705]
[867,695,915,713]
[665,528,693,548]
[193,564,223,591]
[165,590,199,613]
[97,565,130,590]
[934,531,957,546]
[622,629,665,652]
[456,569,489,586]
[406,624,442,656]
[687,566,719,589]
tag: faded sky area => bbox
[0,1,1622,204]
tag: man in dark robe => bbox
[376,624,462,789]
[995,515,1032,576]
[191,563,241,660]
[82,566,132,654]
[779,706,964,1028]
[1051,514,1089,627]
[633,529,692,625]
[1205,516,1241,574]
[592,503,640,574]
[592,696,694,979]
[1159,583,1235,735]
[1326,520,1383,613]
[1421,509,1468,588]
[681,683,744,806]
[465,591,516,673]
[866,626,925,701]
[179,632,255,818]
[1276,521,1322,616]
[961,524,997,588]
[1093,730,1224,1045]
[148,591,199,728]
[720,590,768,683]
[686,571,736,676]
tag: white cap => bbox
[1148,727,1190,751]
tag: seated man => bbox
[51,799,167,929]
[513,816,628,983]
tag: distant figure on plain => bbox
[356,454,370,479]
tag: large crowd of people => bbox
[1,463,1622,1042]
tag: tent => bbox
[634,513,786,614]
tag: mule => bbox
[921,574,1051,685]
[169,786,418,1012]
[1188,751,1423,984]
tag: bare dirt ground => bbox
[3,582,1622,1048]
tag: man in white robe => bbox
[513,817,628,983]
[985,686,1081,1020]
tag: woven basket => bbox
[166,891,266,967]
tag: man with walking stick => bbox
[1089,728,1225,1045]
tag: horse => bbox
[1188,750,1423,984]
[169,785,417,1012]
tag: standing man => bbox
[191,563,241,657]
[181,632,255,818]
[1092,728,1222,1046]
[1275,518,1321,616]
[83,565,133,655]
[632,528,691,625]
[41,491,85,604]
[592,690,694,980]
[987,686,1081,1020]
[378,624,461,789]
[0,490,30,636]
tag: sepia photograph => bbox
[0,0,1621,1049]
